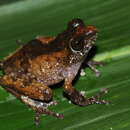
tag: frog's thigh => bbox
[0,75,52,101]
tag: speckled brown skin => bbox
[0,18,109,125]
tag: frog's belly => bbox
[30,67,64,86]
[36,63,81,86]
[29,60,81,86]
[37,72,64,86]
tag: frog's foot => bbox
[87,60,104,77]
[34,106,64,126]
[68,88,109,106]
[21,96,64,126]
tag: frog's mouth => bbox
[83,31,98,54]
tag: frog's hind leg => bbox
[0,75,53,101]
[0,76,21,99]
[21,96,64,126]
[0,75,63,125]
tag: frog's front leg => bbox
[64,78,109,106]
[87,60,104,77]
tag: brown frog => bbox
[0,18,109,125]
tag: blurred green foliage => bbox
[0,0,130,129]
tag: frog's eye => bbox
[68,18,84,29]
[69,38,84,52]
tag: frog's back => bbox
[2,39,68,74]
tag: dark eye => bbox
[68,18,84,29]
[70,38,84,52]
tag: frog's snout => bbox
[86,25,97,32]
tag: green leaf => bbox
[0,0,130,130]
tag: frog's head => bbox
[67,18,97,57]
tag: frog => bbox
[0,18,109,125]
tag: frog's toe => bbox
[34,105,64,126]
[87,60,104,77]
[72,94,110,106]
[68,89,109,106]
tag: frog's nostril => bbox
[86,26,98,32]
